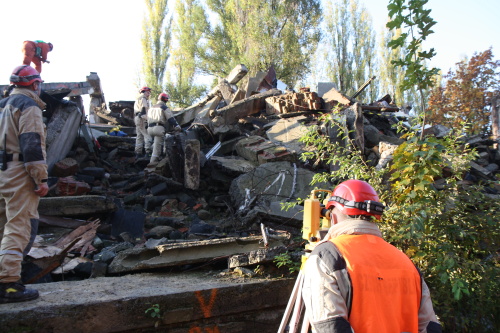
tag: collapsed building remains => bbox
[1,65,499,285]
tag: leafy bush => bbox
[299,116,500,332]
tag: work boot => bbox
[0,282,39,303]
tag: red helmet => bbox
[10,65,42,86]
[139,86,152,93]
[159,92,169,102]
[326,180,384,219]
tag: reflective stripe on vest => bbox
[0,249,23,257]
[331,234,422,333]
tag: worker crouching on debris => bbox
[0,65,49,303]
[147,92,181,165]
[134,86,153,159]
[301,180,442,333]
[22,40,53,74]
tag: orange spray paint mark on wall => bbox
[195,289,218,318]
[188,289,221,333]
[189,326,221,333]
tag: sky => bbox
[0,0,499,107]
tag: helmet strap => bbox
[329,196,385,214]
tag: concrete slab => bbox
[0,272,295,333]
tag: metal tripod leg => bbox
[278,271,305,333]
[300,309,310,333]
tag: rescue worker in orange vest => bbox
[133,87,153,158]
[302,179,442,333]
[147,92,181,165]
[0,65,49,303]
[21,40,53,74]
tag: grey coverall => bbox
[133,93,152,156]
[147,101,179,164]
[0,88,48,283]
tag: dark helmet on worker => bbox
[139,86,152,93]
[159,92,169,102]
[10,65,42,86]
[325,179,385,219]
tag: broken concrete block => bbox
[38,195,117,217]
[235,135,296,165]
[52,158,79,177]
[323,87,354,108]
[229,161,332,215]
[210,156,257,175]
[107,235,286,274]
[45,104,82,173]
[235,136,274,163]
[56,177,91,196]
[266,116,309,154]
[245,71,268,98]
[257,146,296,165]
[376,141,400,170]
[211,89,282,134]
[229,246,287,268]
[184,139,200,190]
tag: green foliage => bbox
[321,0,377,100]
[145,304,162,318]
[298,109,499,331]
[383,124,499,331]
[141,0,172,97]
[427,48,500,136]
[200,0,322,87]
[145,303,162,328]
[274,252,301,274]
[378,28,421,113]
[299,111,385,191]
[386,0,439,120]
[165,0,209,108]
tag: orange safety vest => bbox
[331,234,422,333]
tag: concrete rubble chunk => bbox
[211,88,283,134]
[45,103,83,173]
[108,235,287,274]
[229,245,288,268]
[229,161,332,218]
[38,195,117,217]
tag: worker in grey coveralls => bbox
[133,87,153,158]
[0,65,49,303]
[147,92,181,164]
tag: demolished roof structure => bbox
[2,64,499,283]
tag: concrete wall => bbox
[0,272,296,333]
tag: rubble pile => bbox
[10,65,498,284]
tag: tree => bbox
[427,48,500,135]
[165,0,209,108]
[199,0,322,88]
[386,0,439,123]
[141,0,172,97]
[322,0,377,100]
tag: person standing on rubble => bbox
[301,179,442,333]
[147,92,181,165]
[134,87,153,158]
[21,40,53,74]
[0,65,49,303]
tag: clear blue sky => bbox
[1,0,498,105]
